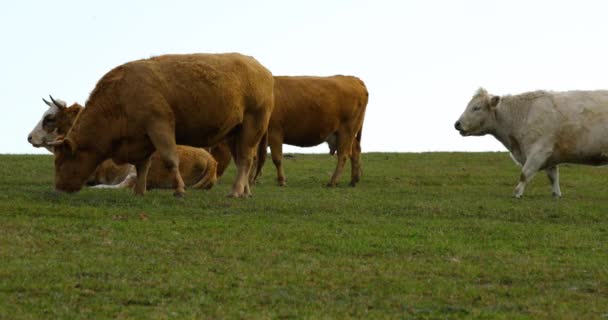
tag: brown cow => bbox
[262,75,368,186]
[210,76,368,187]
[29,99,217,190]
[50,53,274,197]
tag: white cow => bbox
[455,88,608,198]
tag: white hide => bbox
[28,98,67,152]
[456,88,608,198]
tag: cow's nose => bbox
[27,135,33,143]
[454,121,462,131]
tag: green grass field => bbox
[0,153,607,319]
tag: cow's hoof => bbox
[513,194,523,199]
[552,192,562,198]
[227,192,247,198]
[278,181,286,187]
[326,182,337,188]
[173,191,185,198]
[349,181,358,187]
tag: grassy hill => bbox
[0,153,606,319]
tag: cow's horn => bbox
[49,95,66,109]
[42,97,53,107]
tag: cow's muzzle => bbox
[454,121,468,136]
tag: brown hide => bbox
[209,76,369,187]
[54,53,274,196]
[147,145,217,189]
[88,147,217,190]
[52,103,82,136]
[209,140,233,178]
[50,104,217,189]
[266,75,368,186]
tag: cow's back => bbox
[273,75,368,147]
[88,53,274,148]
[498,90,608,166]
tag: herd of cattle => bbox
[26,52,608,198]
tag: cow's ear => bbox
[489,95,500,108]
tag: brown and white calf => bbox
[455,88,608,198]
[28,97,217,190]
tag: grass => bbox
[0,152,607,319]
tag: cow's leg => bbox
[210,141,232,178]
[349,130,363,187]
[328,128,355,187]
[545,166,562,198]
[147,125,186,197]
[229,112,269,197]
[133,158,151,196]
[514,151,549,198]
[269,133,286,186]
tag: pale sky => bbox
[3,0,608,154]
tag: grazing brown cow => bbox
[49,53,274,197]
[263,75,368,186]
[28,98,217,190]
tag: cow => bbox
[262,75,368,187]
[28,98,217,190]
[48,53,274,197]
[209,76,368,187]
[455,87,608,198]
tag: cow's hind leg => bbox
[133,158,151,196]
[147,124,186,197]
[514,150,550,198]
[269,133,286,186]
[545,166,562,198]
[349,130,363,187]
[229,112,269,197]
[328,128,355,187]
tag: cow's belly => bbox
[174,110,243,147]
[281,121,338,147]
[548,122,608,165]
[112,137,155,165]
[554,151,608,166]
[283,130,336,147]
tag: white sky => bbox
[3,0,608,154]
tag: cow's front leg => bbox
[133,158,151,196]
[545,166,561,198]
[513,152,548,198]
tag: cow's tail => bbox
[190,158,218,190]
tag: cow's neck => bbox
[68,107,114,157]
[490,104,526,164]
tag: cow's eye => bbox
[43,116,55,125]
[472,106,481,112]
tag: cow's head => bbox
[454,88,500,136]
[28,96,82,152]
[50,136,100,193]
